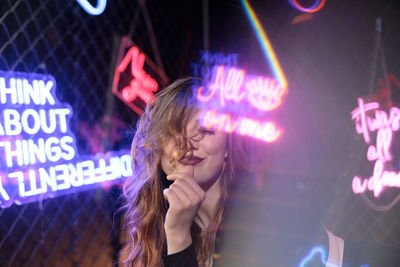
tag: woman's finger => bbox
[167,173,205,199]
[168,182,192,207]
[173,178,204,201]
[163,188,182,209]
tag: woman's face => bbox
[161,113,228,190]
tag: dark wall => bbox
[0,0,399,266]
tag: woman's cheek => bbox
[204,135,227,155]
[161,154,174,176]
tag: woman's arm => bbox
[162,166,205,263]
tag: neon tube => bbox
[289,0,326,13]
[200,110,281,143]
[298,246,327,267]
[197,65,285,111]
[351,98,400,197]
[76,0,107,16]
[0,70,133,208]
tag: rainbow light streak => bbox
[289,0,326,13]
[351,98,400,197]
[240,0,288,91]
[76,0,107,15]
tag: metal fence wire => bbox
[0,0,192,266]
[1,0,400,266]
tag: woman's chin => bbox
[196,175,221,192]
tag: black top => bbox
[162,244,198,267]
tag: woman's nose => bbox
[189,137,200,150]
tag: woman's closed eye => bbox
[190,128,216,142]
[200,128,216,135]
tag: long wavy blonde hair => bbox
[121,78,249,266]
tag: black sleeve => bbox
[162,244,199,267]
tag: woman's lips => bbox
[179,156,204,165]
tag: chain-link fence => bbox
[0,0,192,266]
[1,0,399,266]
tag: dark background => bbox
[0,0,399,266]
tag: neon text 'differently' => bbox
[0,71,132,207]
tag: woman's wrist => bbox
[165,229,192,254]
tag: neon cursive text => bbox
[197,65,286,111]
[200,110,281,143]
[351,98,400,197]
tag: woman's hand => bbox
[163,166,206,254]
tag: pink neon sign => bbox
[201,110,281,142]
[351,98,400,197]
[197,65,286,143]
[117,46,158,104]
[197,65,286,111]
[112,36,169,115]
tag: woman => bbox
[121,78,249,267]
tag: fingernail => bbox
[163,189,168,200]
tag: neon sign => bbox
[298,246,330,267]
[299,245,370,267]
[197,65,285,143]
[117,46,158,103]
[288,0,326,13]
[197,65,286,111]
[0,71,132,208]
[76,0,107,16]
[351,98,400,197]
[190,50,239,81]
[112,36,169,115]
[201,111,280,142]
